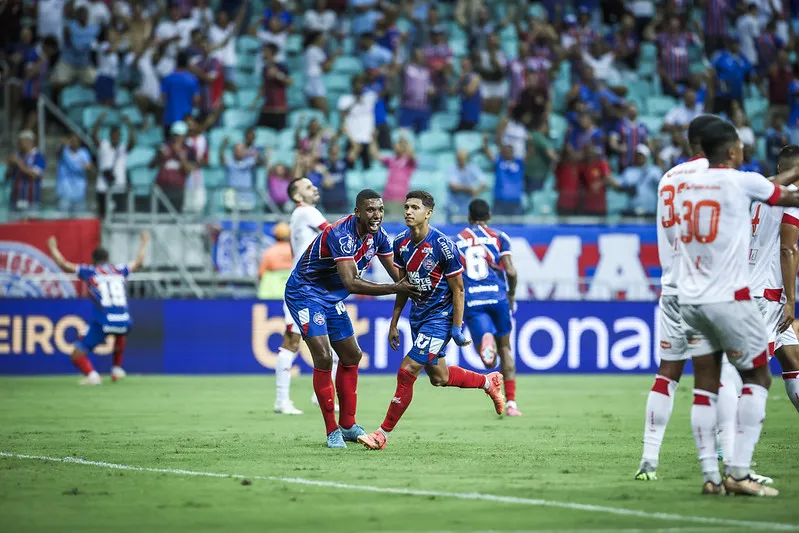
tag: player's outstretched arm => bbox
[779,222,799,333]
[336,259,421,297]
[774,186,799,207]
[389,268,409,351]
[446,273,471,347]
[378,253,400,282]
[128,231,151,273]
[500,254,518,312]
[47,237,78,274]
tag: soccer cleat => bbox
[480,333,497,367]
[484,371,505,415]
[357,430,387,450]
[634,462,658,481]
[723,475,779,497]
[505,401,523,417]
[79,372,102,386]
[340,424,365,442]
[326,428,346,449]
[749,471,774,485]
[274,401,303,415]
[701,481,726,495]
[110,366,126,382]
[312,393,339,412]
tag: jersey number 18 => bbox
[99,278,127,307]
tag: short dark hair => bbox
[406,190,435,209]
[92,247,109,264]
[287,178,306,202]
[778,144,799,171]
[700,121,740,164]
[265,43,279,55]
[687,115,722,146]
[42,35,59,51]
[468,199,491,221]
[176,51,189,69]
[356,189,381,208]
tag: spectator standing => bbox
[268,163,292,211]
[258,14,288,62]
[655,16,701,97]
[315,142,357,213]
[359,33,394,70]
[398,48,434,134]
[364,68,392,150]
[95,30,120,106]
[482,134,525,216]
[557,113,603,215]
[161,51,200,138]
[453,56,481,131]
[74,0,111,28]
[702,0,729,56]
[134,45,166,130]
[579,144,611,216]
[5,131,45,213]
[338,75,377,168]
[736,3,761,65]
[154,5,184,67]
[351,0,382,39]
[51,6,99,91]
[37,0,66,44]
[765,49,793,124]
[766,115,791,173]
[304,0,338,36]
[476,35,508,115]
[303,32,338,115]
[710,38,753,116]
[220,137,267,212]
[184,111,226,214]
[262,0,294,31]
[372,135,417,219]
[56,133,94,214]
[516,70,550,121]
[447,149,487,219]
[609,103,649,171]
[497,107,530,161]
[423,26,452,113]
[610,13,641,70]
[663,88,704,134]
[209,4,249,82]
[150,121,195,212]
[756,19,783,74]
[525,120,558,193]
[732,107,755,148]
[92,113,135,217]
[616,145,660,216]
[19,36,59,132]
[252,44,291,130]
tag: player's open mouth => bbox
[369,220,381,230]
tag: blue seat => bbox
[286,34,303,54]
[224,109,256,129]
[136,128,163,148]
[237,89,260,109]
[417,130,452,153]
[129,167,155,188]
[60,86,94,109]
[437,152,457,170]
[277,129,295,151]
[115,89,132,107]
[391,128,417,149]
[83,106,119,129]
[203,168,226,189]
[288,109,326,129]
[237,35,262,55]
[639,115,664,134]
[362,167,388,191]
[430,113,459,132]
[234,70,260,89]
[478,113,500,133]
[126,147,156,170]
[333,56,362,75]
[325,74,352,93]
[454,131,483,154]
[119,106,144,126]
[645,96,677,117]
[224,91,238,108]
[255,127,278,147]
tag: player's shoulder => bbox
[328,214,355,235]
[393,228,409,245]
[660,157,709,186]
[431,227,457,255]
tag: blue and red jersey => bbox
[455,225,512,306]
[613,119,649,168]
[288,214,392,304]
[77,263,131,327]
[9,149,46,207]
[393,227,463,325]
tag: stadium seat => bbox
[288,109,326,129]
[255,127,278,147]
[607,189,630,215]
[119,106,144,126]
[203,168,226,189]
[745,97,769,118]
[639,115,664,134]
[446,97,460,114]
[477,113,500,133]
[126,147,156,170]
[645,96,677,117]
[82,106,119,129]
[236,89,260,109]
[409,170,447,199]
[454,131,483,154]
[417,130,452,153]
[271,149,295,166]
[437,152,457,170]
[362,166,388,191]
[60,85,94,109]
[287,87,305,109]
[391,128,417,149]
[236,35,262,56]
[277,129,295,151]
[115,89,132,107]
[430,112,459,132]
[416,153,438,171]
[136,128,163,148]
[549,114,568,145]
[224,91,238,108]
[129,167,155,188]
[286,34,303,55]
[223,109,256,129]
[530,190,557,215]
[234,70,260,89]
[333,56,362,75]
[324,74,352,93]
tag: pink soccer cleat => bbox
[484,372,505,415]
[357,430,387,450]
[505,401,523,417]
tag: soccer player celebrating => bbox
[358,191,506,451]
[274,177,332,415]
[455,199,520,416]
[676,120,799,496]
[284,189,419,448]
[48,231,149,385]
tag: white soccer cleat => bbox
[749,471,774,485]
[79,371,102,386]
[275,401,304,415]
[311,393,339,412]
[111,366,127,382]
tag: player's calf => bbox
[776,345,799,412]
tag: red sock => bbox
[381,368,417,432]
[335,363,358,429]
[313,369,338,435]
[446,366,487,389]
[72,354,95,376]
[112,336,126,367]
[505,379,516,402]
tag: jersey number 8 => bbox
[464,246,489,280]
[99,278,127,307]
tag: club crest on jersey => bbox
[313,312,326,326]
[0,241,77,298]
[365,248,375,262]
[423,256,435,270]
[339,235,356,255]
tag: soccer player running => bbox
[358,191,506,451]
[284,189,420,448]
[676,120,799,496]
[749,144,799,414]
[455,199,520,416]
[274,177,332,415]
[48,232,150,385]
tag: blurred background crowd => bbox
[1,0,797,222]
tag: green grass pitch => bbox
[1,375,798,532]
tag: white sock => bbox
[783,371,799,412]
[640,375,678,468]
[691,389,721,484]
[729,383,769,479]
[275,347,294,405]
[717,359,741,466]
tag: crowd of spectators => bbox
[2,0,799,220]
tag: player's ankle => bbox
[482,376,490,390]
[377,427,388,438]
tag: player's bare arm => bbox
[769,166,799,186]
[447,273,471,347]
[774,186,799,207]
[500,254,518,311]
[779,222,799,333]
[389,268,409,351]
[47,236,78,274]
[378,253,401,282]
[128,232,151,273]
[335,259,420,297]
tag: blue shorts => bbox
[75,322,129,354]
[284,294,354,342]
[408,319,451,365]
[464,300,512,341]
[398,107,430,133]
[95,75,116,102]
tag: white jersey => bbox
[289,204,329,266]
[676,167,781,304]
[749,184,799,301]
[657,157,709,296]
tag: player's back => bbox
[749,184,799,298]
[454,224,512,305]
[289,204,328,266]
[78,263,131,328]
[657,156,708,297]
[676,168,780,304]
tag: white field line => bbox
[1,452,797,532]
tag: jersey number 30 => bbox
[678,200,721,244]
[464,246,489,280]
[99,278,127,307]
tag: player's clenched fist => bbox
[394,276,422,297]
[450,324,471,347]
[388,324,401,351]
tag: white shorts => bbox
[480,81,508,99]
[658,295,713,361]
[755,297,799,352]
[283,301,300,333]
[680,300,770,370]
[304,76,326,98]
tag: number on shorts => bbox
[679,200,720,244]
[99,278,127,307]
[464,246,489,280]
[660,185,677,228]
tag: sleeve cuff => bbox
[767,183,782,206]
[377,251,394,257]
[392,262,403,269]
[782,213,799,228]
[318,222,331,230]
[333,256,354,263]
[445,267,464,278]
[499,251,512,257]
